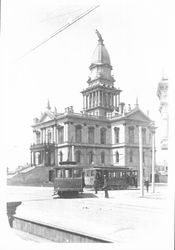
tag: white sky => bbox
[2,0,171,169]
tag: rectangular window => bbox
[73,169,82,177]
[58,127,64,144]
[100,128,106,144]
[88,127,94,144]
[129,127,134,144]
[76,126,82,143]
[114,127,120,144]
[65,169,72,178]
[56,169,64,178]
[142,128,146,144]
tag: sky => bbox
[2,0,171,169]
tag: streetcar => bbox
[84,167,138,190]
[53,164,84,197]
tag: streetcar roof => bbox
[85,167,134,171]
[54,165,83,169]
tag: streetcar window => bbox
[110,171,115,178]
[56,169,63,178]
[120,172,123,177]
[115,172,120,178]
[86,170,92,177]
[73,169,82,177]
[65,169,72,178]
[92,170,96,177]
[85,170,89,177]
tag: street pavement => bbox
[5,184,173,249]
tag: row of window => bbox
[56,169,82,178]
[75,126,107,144]
[36,127,64,144]
[128,127,150,144]
[59,150,146,164]
[36,126,150,145]
[59,151,120,164]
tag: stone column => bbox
[31,151,33,166]
[93,92,95,107]
[33,152,36,165]
[64,122,68,142]
[52,126,54,143]
[40,129,43,144]
[54,126,57,143]
[83,94,85,110]
[115,94,117,108]
[118,93,120,106]
[33,131,36,144]
[98,91,100,106]
[86,95,88,109]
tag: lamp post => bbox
[139,126,144,197]
[151,130,155,193]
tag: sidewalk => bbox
[12,184,171,247]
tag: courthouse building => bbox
[30,31,155,179]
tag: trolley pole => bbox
[139,126,144,197]
[151,131,155,193]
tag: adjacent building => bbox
[30,31,155,180]
[156,76,168,181]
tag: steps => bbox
[7,166,53,186]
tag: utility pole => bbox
[139,126,144,197]
[151,130,155,193]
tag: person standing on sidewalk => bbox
[103,175,109,198]
[94,173,98,194]
[145,177,149,192]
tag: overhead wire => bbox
[20,5,100,59]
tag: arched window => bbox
[75,125,82,143]
[101,152,105,164]
[116,151,119,163]
[100,128,106,144]
[88,127,94,144]
[114,127,120,144]
[89,151,94,164]
[128,127,134,144]
[75,150,81,163]
[129,150,133,163]
[59,151,63,162]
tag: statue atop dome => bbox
[95,29,103,44]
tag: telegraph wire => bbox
[20,5,100,59]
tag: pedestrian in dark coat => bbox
[145,177,149,192]
[103,175,109,198]
[94,178,98,194]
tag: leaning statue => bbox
[95,29,103,43]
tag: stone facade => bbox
[30,31,155,180]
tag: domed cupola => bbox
[90,30,111,67]
[81,30,122,118]
[88,30,114,86]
